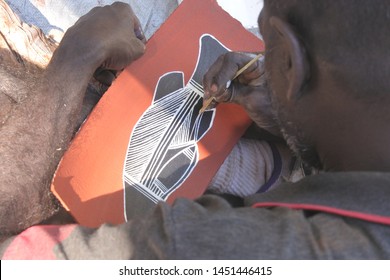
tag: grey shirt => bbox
[2,172,390,259]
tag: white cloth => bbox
[208,138,305,197]
[208,138,274,197]
[5,0,178,41]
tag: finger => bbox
[135,26,146,43]
[110,2,146,43]
[226,82,247,104]
[203,52,259,102]
[102,37,145,70]
[214,54,265,103]
[230,81,271,112]
[202,53,240,105]
[203,55,224,100]
[128,37,146,61]
[213,82,235,103]
[237,56,265,86]
[94,67,117,86]
[212,52,240,98]
[211,53,240,95]
[111,2,134,16]
[132,15,147,43]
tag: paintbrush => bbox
[199,52,264,113]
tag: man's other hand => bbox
[50,2,146,81]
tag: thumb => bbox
[128,38,146,61]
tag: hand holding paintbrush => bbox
[201,51,280,136]
[200,52,264,113]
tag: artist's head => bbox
[259,0,390,171]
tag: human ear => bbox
[269,16,310,101]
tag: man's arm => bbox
[2,193,381,260]
[0,2,145,237]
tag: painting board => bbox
[51,0,264,227]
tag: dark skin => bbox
[2,0,389,244]
[0,2,146,237]
[204,0,390,172]
[203,53,281,137]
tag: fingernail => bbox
[226,80,231,88]
[135,27,146,42]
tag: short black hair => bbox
[265,0,390,100]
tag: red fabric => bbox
[2,224,76,260]
[253,202,390,225]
